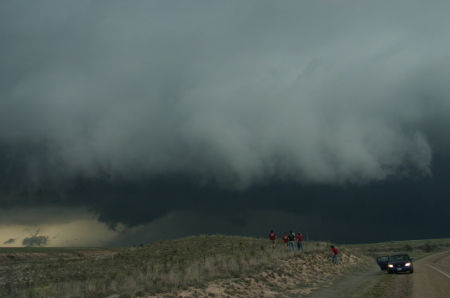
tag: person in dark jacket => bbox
[288,231,296,252]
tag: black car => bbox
[376,253,414,274]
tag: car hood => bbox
[389,261,411,266]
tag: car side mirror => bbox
[410,258,413,260]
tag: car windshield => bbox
[390,255,409,261]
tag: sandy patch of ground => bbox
[144,250,370,298]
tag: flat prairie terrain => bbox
[1,236,449,297]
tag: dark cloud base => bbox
[2,153,448,246]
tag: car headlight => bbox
[388,264,393,268]
[405,263,411,266]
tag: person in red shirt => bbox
[282,232,289,248]
[297,232,304,251]
[268,230,277,248]
[331,246,340,265]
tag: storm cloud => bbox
[1,1,450,245]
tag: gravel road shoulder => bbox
[306,250,450,298]
[305,263,386,298]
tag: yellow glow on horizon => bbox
[0,219,118,247]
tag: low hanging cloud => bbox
[0,1,445,192]
[21,229,51,247]
[22,235,50,247]
[3,238,15,245]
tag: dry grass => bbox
[348,238,450,260]
[4,236,446,297]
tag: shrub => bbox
[421,241,437,252]
[403,244,413,251]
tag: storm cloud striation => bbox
[1,1,450,245]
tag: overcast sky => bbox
[1,0,450,246]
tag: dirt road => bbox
[306,251,450,298]
[306,263,387,298]
[411,250,450,298]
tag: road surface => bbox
[306,250,450,297]
[411,250,450,298]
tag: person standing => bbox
[297,232,304,251]
[288,231,296,252]
[331,246,340,265]
[283,232,289,248]
[269,230,277,248]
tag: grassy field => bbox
[1,236,449,298]
[0,236,343,297]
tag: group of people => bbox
[268,230,304,252]
[268,230,341,265]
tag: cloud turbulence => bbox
[1,1,450,246]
